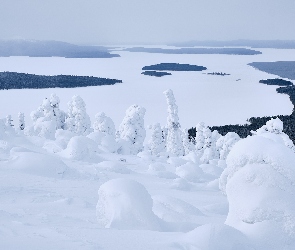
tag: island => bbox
[141,71,172,77]
[142,63,207,71]
[0,72,122,90]
[207,72,230,76]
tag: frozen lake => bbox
[0,47,294,129]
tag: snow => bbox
[1,47,295,249]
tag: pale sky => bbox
[1,0,294,45]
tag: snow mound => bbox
[96,161,130,174]
[179,223,253,250]
[170,178,191,190]
[175,162,206,183]
[153,195,204,220]
[226,163,295,249]
[167,157,187,167]
[199,163,223,178]
[96,178,162,230]
[148,163,178,179]
[148,162,166,172]
[220,135,295,249]
[60,136,101,161]
[3,148,67,177]
[219,136,295,194]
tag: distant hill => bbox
[170,40,295,49]
[125,47,261,55]
[0,40,120,58]
[0,72,122,90]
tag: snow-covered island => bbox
[1,88,295,250]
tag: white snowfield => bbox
[0,48,295,249]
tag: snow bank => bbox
[96,178,162,230]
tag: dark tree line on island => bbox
[142,63,207,72]
[0,72,122,90]
[189,79,295,144]
[141,71,172,77]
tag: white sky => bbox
[1,0,294,44]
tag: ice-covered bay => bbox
[0,47,294,129]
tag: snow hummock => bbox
[96,178,162,231]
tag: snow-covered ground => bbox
[1,47,295,250]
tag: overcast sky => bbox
[1,0,294,45]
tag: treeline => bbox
[259,78,293,86]
[189,80,295,144]
[0,72,122,90]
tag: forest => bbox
[0,72,122,90]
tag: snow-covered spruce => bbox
[252,117,295,151]
[200,126,214,163]
[148,123,166,156]
[18,112,25,131]
[93,112,116,136]
[25,94,66,139]
[216,132,240,160]
[182,128,195,155]
[195,122,205,155]
[117,104,146,155]
[65,95,91,136]
[163,89,184,157]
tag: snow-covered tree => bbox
[211,130,222,158]
[49,94,66,129]
[30,94,66,128]
[182,128,195,155]
[18,112,25,130]
[217,132,240,160]
[65,95,91,136]
[163,89,184,157]
[148,123,166,156]
[252,118,294,151]
[118,104,146,155]
[200,127,214,163]
[26,94,66,139]
[195,122,205,155]
[93,112,116,136]
[5,115,13,127]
